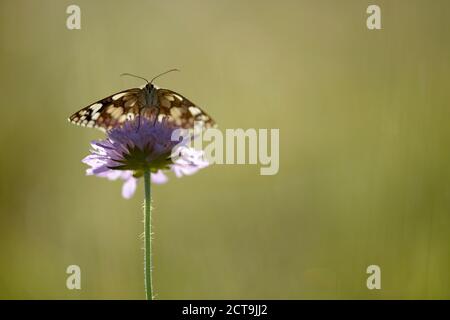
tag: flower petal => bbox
[151,170,168,184]
[122,176,137,199]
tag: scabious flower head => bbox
[82,116,209,199]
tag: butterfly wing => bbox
[69,86,216,132]
[68,88,146,131]
[155,88,216,129]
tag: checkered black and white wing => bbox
[68,88,145,132]
[155,88,216,129]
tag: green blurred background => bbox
[1,0,450,299]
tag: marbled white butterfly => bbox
[68,70,216,132]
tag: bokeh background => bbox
[1,0,450,299]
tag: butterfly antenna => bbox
[120,73,150,84]
[150,69,180,84]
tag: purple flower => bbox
[82,117,209,199]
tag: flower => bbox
[82,116,209,199]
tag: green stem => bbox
[143,169,153,300]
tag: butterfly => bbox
[68,70,216,132]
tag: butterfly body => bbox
[69,82,215,132]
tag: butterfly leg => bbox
[136,108,146,132]
[152,107,161,126]
[135,107,159,131]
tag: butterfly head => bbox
[145,82,155,92]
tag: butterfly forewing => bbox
[155,88,216,129]
[69,88,145,132]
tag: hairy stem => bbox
[143,169,153,300]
